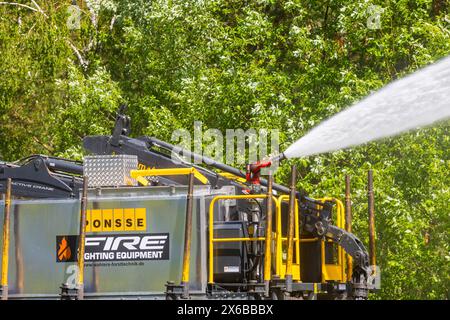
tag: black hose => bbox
[145,136,292,194]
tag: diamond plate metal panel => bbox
[83,155,138,187]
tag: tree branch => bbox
[110,15,116,31]
[85,0,98,28]
[67,40,89,70]
[30,0,48,18]
[0,2,47,17]
[0,2,38,12]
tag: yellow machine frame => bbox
[130,169,351,288]
[208,194,351,287]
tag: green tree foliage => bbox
[0,0,448,299]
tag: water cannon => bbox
[246,160,272,185]
[244,160,272,194]
[270,152,286,163]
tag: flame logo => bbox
[57,237,72,261]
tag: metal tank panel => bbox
[0,185,234,299]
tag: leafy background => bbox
[0,0,449,299]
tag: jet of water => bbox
[283,55,450,159]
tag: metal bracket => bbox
[0,285,8,300]
[165,281,189,300]
[59,284,79,300]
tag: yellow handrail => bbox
[318,197,347,282]
[208,194,278,284]
[130,168,209,185]
[213,237,266,242]
[1,179,11,300]
[275,195,301,280]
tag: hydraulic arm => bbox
[300,198,371,299]
[0,155,83,198]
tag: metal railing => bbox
[208,193,351,286]
[274,195,301,280]
[130,168,209,185]
[317,197,348,282]
[208,194,279,285]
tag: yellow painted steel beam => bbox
[217,172,247,184]
[135,175,149,186]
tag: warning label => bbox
[56,233,169,262]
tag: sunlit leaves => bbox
[0,0,448,299]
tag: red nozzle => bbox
[246,160,272,185]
